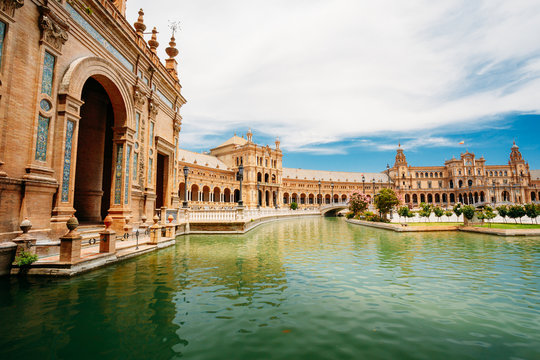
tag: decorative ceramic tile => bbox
[148,158,153,184]
[35,116,50,162]
[125,145,131,204]
[114,144,123,205]
[132,152,138,181]
[149,122,154,146]
[61,121,75,202]
[40,99,51,112]
[41,52,55,96]
[135,113,140,138]
[0,21,5,69]
[65,3,133,71]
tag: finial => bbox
[134,9,146,35]
[165,35,179,59]
[148,27,159,54]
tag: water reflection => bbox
[0,217,539,360]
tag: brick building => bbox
[0,0,185,240]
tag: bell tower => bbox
[394,143,407,167]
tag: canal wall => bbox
[345,219,459,232]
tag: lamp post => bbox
[492,183,496,205]
[331,182,334,204]
[362,175,365,194]
[237,164,244,207]
[318,180,321,205]
[183,166,189,208]
[257,180,260,209]
[386,164,391,186]
[372,178,376,204]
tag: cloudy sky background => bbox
[127,0,540,171]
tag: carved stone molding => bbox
[148,97,159,118]
[173,114,182,134]
[38,5,69,52]
[133,84,146,108]
[0,0,24,18]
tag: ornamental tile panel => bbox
[114,144,123,205]
[125,145,131,204]
[132,152,138,181]
[35,115,50,162]
[61,121,75,202]
[40,99,51,111]
[0,21,5,68]
[41,52,55,96]
[65,3,133,71]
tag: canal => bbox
[0,217,539,359]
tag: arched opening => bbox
[308,194,315,204]
[341,194,347,202]
[223,188,231,203]
[450,193,455,203]
[435,193,440,203]
[442,193,447,203]
[317,194,322,205]
[325,194,331,204]
[257,172,262,182]
[502,191,510,202]
[412,194,418,204]
[178,182,186,201]
[191,184,199,202]
[474,192,479,203]
[202,186,210,202]
[265,190,270,206]
[73,78,115,222]
[405,194,411,203]
[264,173,269,183]
[420,194,426,203]
[258,190,263,206]
[468,179,473,187]
[292,193,298,203]
[427,194,433,203]
[272,174,276,183]
[480,191,485,202]
[333,194,339,203]
[469,193,473,204]
[458,180,463,188]
[213,187,221,202]
[449,180,454,189]
[234,189,240,203]
[458,194,463,203]
[532,192,537,202]
[283,192,289,204]
[272,191,277,206]
[300,193,306,205]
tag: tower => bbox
[112,0,127,17]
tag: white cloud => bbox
[127,0,540,152]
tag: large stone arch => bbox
[59,56,134,128]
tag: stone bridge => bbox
[319,202,349,216]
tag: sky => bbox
[126,0,540,172]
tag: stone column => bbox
[99,215,116,253]
[60,216,82,263]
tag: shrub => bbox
[348,193,369,215]
[345,211,354,219]
[418,203,432,222]
[15,251,38,267]
[444,210,453,220]
[483,205,496,227]
[397,206,410,222]
[453,203,463,219]
[524,203,538,224]
[290,202,298,210]
[462,205,476,221]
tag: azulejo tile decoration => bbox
[40,99,52,112]
[0,21,5,68]
[132,152,138,181]
[61,121,75,202]
[41,52,55,96]
[66,3,134,72]
[114,144,123,205]
[35,116,50,162]
[125,145,131,204]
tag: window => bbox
[0,21,5,69]
[428,181,432,189]
[417,181,421,189]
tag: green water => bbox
[1,217,539,360]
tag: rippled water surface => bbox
[1,217,539,359]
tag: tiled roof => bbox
[213,135,248,149]
[178,149,229,170]
[283,168,388,183]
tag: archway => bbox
[73,78,115,222]
[234,189,240,203]
[449,193,455,203]
[202,186,210,202]
[532,192,537,202]
[283,192,289,204]
[412,194,418,204]
[191,184,199,201]
[265,190,270,206]
[427,194,433,203]
[420,194,426,203]
[179,182,186,201]
[405,194,410,203]
[224,188,231,203]
[213,187,220,202]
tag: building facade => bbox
[0,0,186,240]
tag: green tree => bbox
[462,205,476,221]
[508,205,525,224]
[397,206,410,222]
[348,193,369,215]
[453,203,463,220]
[373,188,400,220]
[290,202,298,210]
[483,205,496,227]
[433,206,444,222]
[444,210,453,221]
[418,202,432,222]
[524,203,538,224]
[496,205,508,223]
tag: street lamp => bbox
[318,180,321,205]
[386,164,391,186]
[372,178,376,203]
[362,175,365,194]
[183,166,189,208]
[331,182,334,203]
[492,183,496,205]
[237,164,244,207]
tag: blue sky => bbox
[127,1,540,172]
